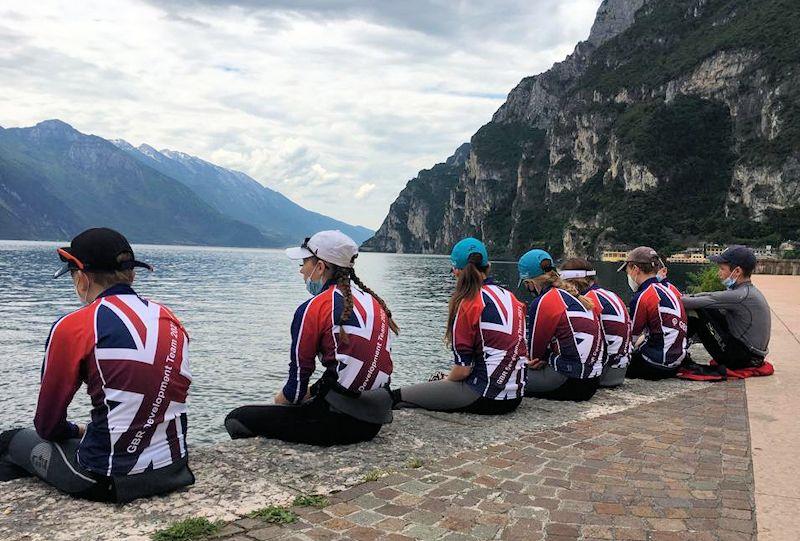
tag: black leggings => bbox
[225,398,383,446]
[525,375,600,401]
[626,351,678,380]
[0,429,112,501]
[688,308,763,369]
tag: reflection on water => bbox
[0,241,696,444]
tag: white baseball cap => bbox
[285,230,359,268]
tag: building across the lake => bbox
[600,250,627,262]
[601,243,782,265]
[666,250,708,264]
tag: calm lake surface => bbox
[0,241,698,444]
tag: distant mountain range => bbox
[0,120,371,247]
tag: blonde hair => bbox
[87,253,135,289]
[530,270,594,312]
[560,257,595,294]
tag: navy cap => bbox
[708,245,757,273]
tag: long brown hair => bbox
[531,270,595,312]
[445,252,488,346]
[333,265,399,344]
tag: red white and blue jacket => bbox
[583,284,632,369]
[283,280,394,403]
[451,279,527,400]
[527,286,605,379]
[629,277,688,368]
[35,284,191,477]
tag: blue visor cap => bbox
[450,237,489,269]
[518,249,554,282]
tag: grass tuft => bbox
[248,505,298,524]
[151,517,221,541]
[293,494,329,508]
[406,457,424,469]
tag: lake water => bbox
[0,241,698,444]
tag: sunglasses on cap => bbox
[53,248,154,279]
[301,237,320,257]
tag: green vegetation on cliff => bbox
[579,0,800,166]
[366,0,799,258]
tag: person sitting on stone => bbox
[0,228,194,503]
[618,246,688,379]
[520,250,605,401]
[225,230,397,445]
[391,238,527,414]
[682,245,770,369]
[559,257,632,387]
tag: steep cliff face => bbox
[362,143,469,252]
[366,0,800,257]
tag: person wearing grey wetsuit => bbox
[682,245,771,368]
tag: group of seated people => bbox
[0,227,772,503]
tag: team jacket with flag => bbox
[34,284,191,477]
[527,286,605,379]
[283,280,394,403]
[450,279,527,400]
[583,284,632,369]
[629,277,688,368]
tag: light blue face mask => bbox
[305,265,326,296]
[722,268,739,289]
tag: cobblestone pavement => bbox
[217,381,755,541]
[1,373,708,541]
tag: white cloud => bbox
[0,0,602,229]
[354,183,376,200]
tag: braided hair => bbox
[333,265,400,344]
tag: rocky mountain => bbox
[363,0,800,258]
[0,120,268,246]
[0,120,371,247]
[112,141,373,245]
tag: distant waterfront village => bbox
[601,241,800,265]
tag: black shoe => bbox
[0,460,31,482]
[0,429,32,481]
[680,353,701,370]
[390,388,402,409]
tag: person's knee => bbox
[224,408,255,439]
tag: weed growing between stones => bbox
[364,468,393,482]
[248,505,298,524]
[293,494,329,508]
[150,517,221,541]
[406,457,424,469]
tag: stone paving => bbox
[216,381,755,541]
[0,373,707,541]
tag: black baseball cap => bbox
[53,227,153,279]
[708,245,757,273]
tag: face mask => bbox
[722,268,739,289]
[305,264,326,296]
[627,274,639,292]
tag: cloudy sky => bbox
[0,0,601,229]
